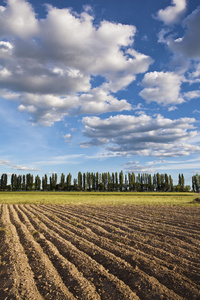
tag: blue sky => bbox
[0,0,200,185]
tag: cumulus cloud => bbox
[0,0,153,126]
[168,6,200,59]
[140,71,184,106]
[156,5,200,105]
[0,0,38,38]
[156,0,187,25]
[183,90,200,100]
[158,6,200,76]
[80,113,200,158]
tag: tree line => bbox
[0,171,197,192]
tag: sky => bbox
[0,0,200,186]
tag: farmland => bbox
[0,193,200,299]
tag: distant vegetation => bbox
[0,171,199,193]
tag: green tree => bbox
[119,171,124,191]
[35,175,41,191]
[42,174,48,190]
[164,173,169,191]
[83,173,86,191]
[156,173,161,191]
[160,174,165,191]
[192,174,199,192]
[66,173,72,190]
[11,174,17,191]
[1,174,7,190]
[148,174,153,191]
[26,173,33,190]
[60,173,65,190]
[78,172,82,191]
[95,172,99,191]
[17,175,22,190]
[111,173,115,191]
[92,173,96,191]
[51,173,57,190]
[169,175,173,191]
[115,172,118,191]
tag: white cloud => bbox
[156,0,187,25]
[0,158,41,171]
[63,133,72,143]
[0,89,19,100]
[169,7,200,59]
[0,0,38,38]
[123,156,200,174]
[156,5,200,104]
[0,41,13,54]
[35,154,85,166]
[183,90,200,100]
[122,161,156,173]
[80,113,200,158]
[0,0,153,126]
[16,90,131,126]
[168,106,178,111]
[140,71,184,106]
[158,7,200,71]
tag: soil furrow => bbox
[29,204,185,300]
[43,204,200,286]
[21,204,140,300]
[94,209,200,238]
[69,208,200,248]
[0,204,43,300]
[2,203,199,300]
[37,205,200,299]
[48,205,200,266]
[90,206,200,232]
[8,205,75,300]
[15,204,101,300]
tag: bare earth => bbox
[0,204,199,299]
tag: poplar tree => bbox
[78,172,82,191]
[11,174,16,191]
[161,174,165,191]
[148,174,152,191]
[107,172,111,191]
[164,173,169,191]
[35,175,41,191]
[42,174,48,190]
[112,173,115,191]
[115,172,118,191]
[26,173,33,190]
[181,174,185,191]
[22,175,26,191]
[17,175,22,190]
[92,173,96,190]
[66,173,72,190]
[119,170,124,191]
[95,172,99,191]
[169,175,173,191]
[83,173,86,191]
[60,173,65,190]
[1,174,7,190]
[156,173,161,191]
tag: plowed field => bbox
[0,204,199,299]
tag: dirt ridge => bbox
[0,204,199,300]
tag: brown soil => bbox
[0,204,200,299]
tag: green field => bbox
[0,191,199,206]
